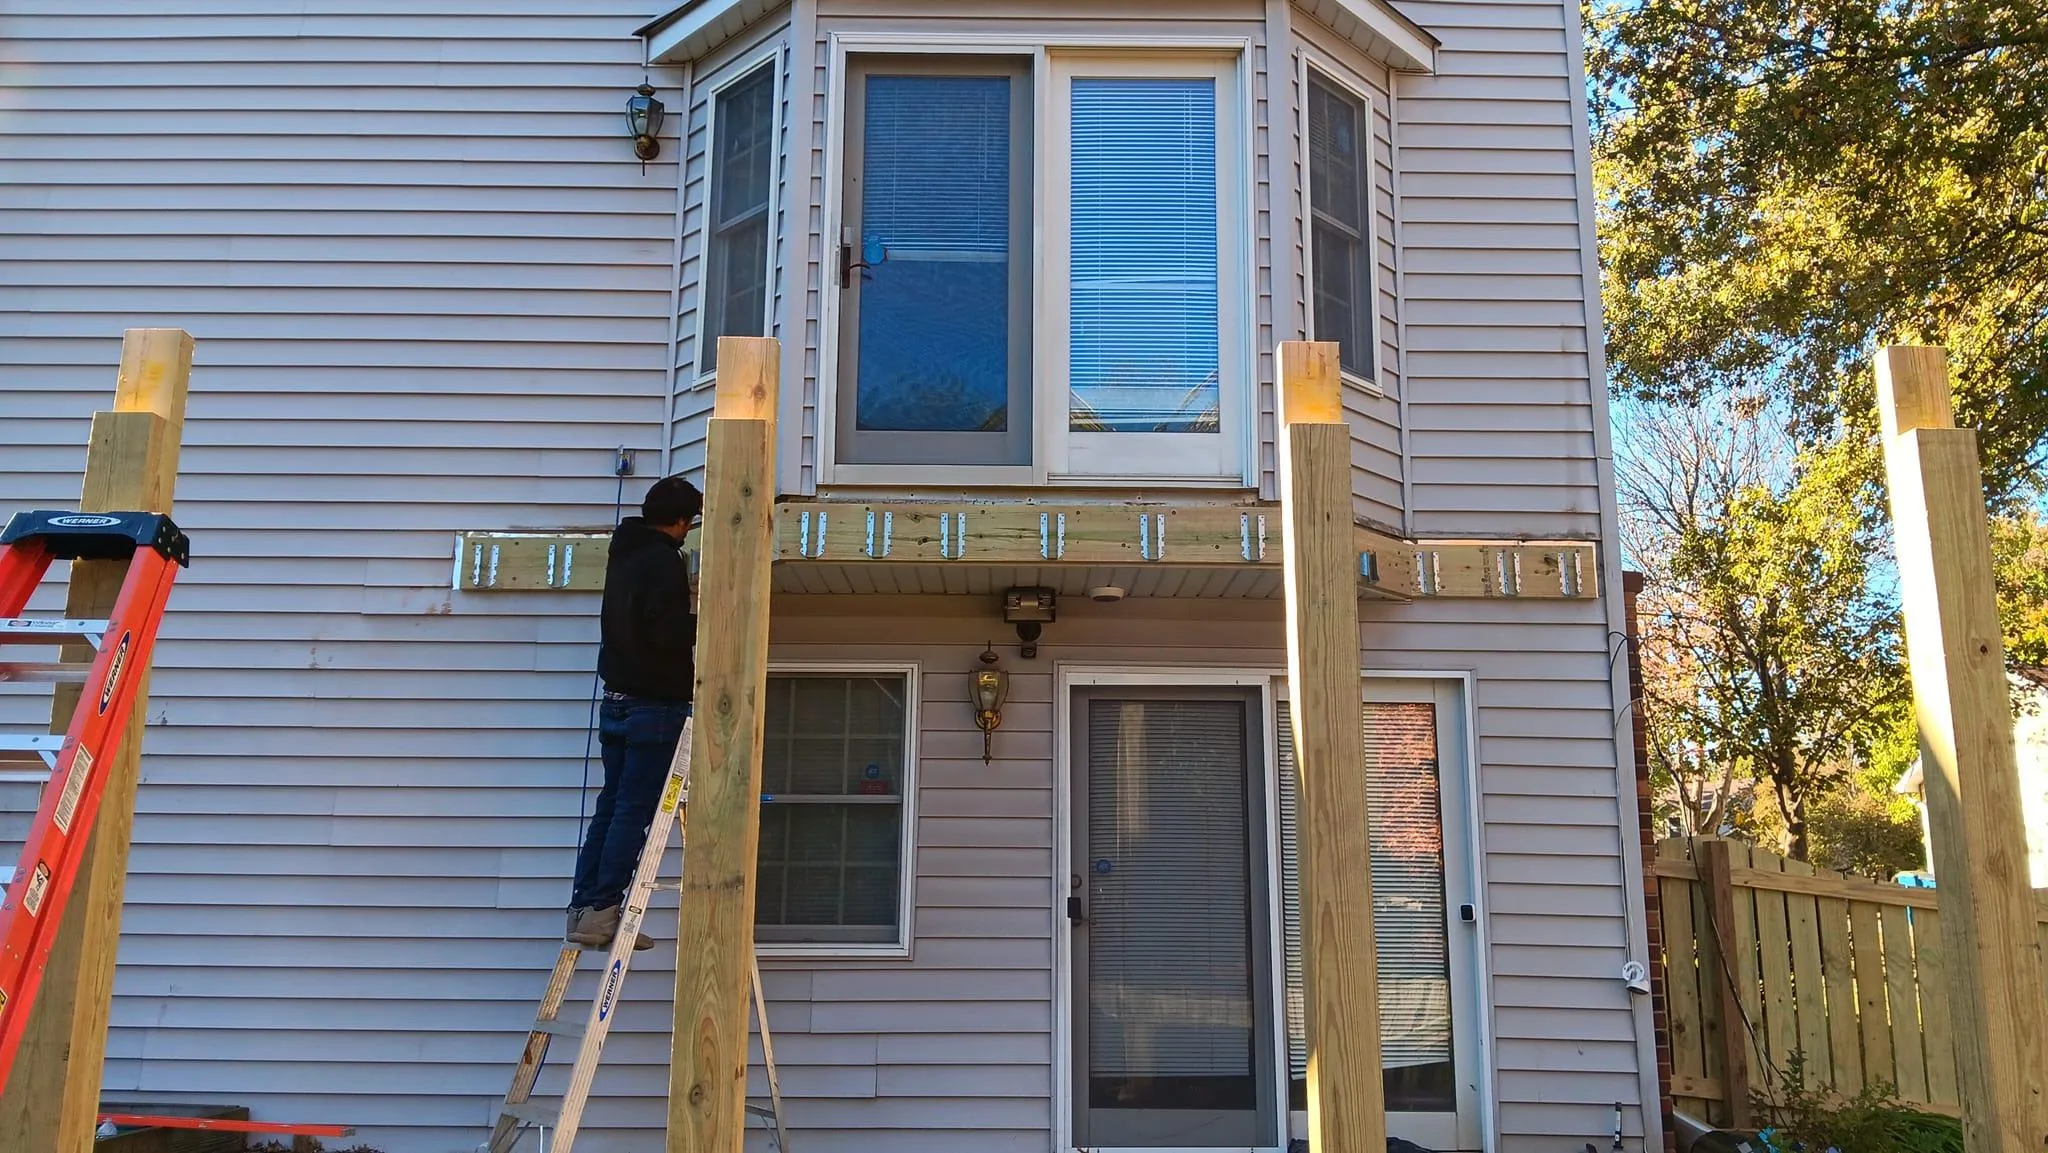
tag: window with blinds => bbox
[701,61,776,376]
[1085,698,1256,1110]
[1067,77,1222,435]
[1277,702,1455,1112]
[754,673,911,946]
[1306,70,1377,382]
[829,51,1244,480]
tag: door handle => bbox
[1066,896,1085,925]
[838,240,872,288]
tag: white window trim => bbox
[816,33,1258,490]
[1295,53,1387,398]
[753,659,921,960]
[693,43,786,389]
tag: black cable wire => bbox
[574,470,628,846]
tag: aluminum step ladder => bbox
[487,716,789,1153]
[0,509,190,1092]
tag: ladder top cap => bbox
[0,511,190,568]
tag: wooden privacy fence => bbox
[1652,836,2048,1127]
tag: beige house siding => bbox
[0,0,1651,1149]
[0,3,683,1148]
[1391,0,1604,541]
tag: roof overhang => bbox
[1299,0,1438,74]
[639,0,1436,73]
[637,0,785,65]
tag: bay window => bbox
[829,48,1247,485]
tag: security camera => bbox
[1621,960,1651,996]
[1089,585,1126,603]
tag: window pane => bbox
[755,674,910,945]
[703,63,776,375]
[1277,702,1455,1112]
[1307,75,1376,380]
[1068,77,1220,435]
[855,74,1014,434]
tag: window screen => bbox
[1277,701,1454,1111]
[754,674,909,944]
[1307,73,1376,380]
[702,61,776,375]
[1068,77,1221,435]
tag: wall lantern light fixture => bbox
[970,643,1010,765]
[626,81,665,161]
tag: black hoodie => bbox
[597,517,697,703]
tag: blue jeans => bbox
[569,695,689,911]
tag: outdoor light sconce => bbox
[1002,586,1056,659]
[970,644,1010,764]
[626,81,665,161]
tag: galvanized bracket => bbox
[865,510,893,559]
[1041,512,1067,561]
[796,510,829,559]
[938,512,968,560]
[1138,513,1166,561]
[1240,513,1267,562]
[1415,549,1441,596]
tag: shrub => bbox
[1755,1054,1962,1153]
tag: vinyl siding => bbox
[0,1,1646,1149]
[1388,0,1604,539]
[670,13,796,480]
[0,5,681,1150]
[1283,12,1407,529]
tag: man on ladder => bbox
[565,474,701,951]
[489,472,787,1153]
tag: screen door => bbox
[1069,689,1279,1148]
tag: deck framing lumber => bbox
[1277,341,1387,1153]
[668,337,779,1153]
[1876,344,2048,1153]
[0,329,192,1152]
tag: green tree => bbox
[1587,0,2048,494]
[1990,503,2048,667]
[1621,402,1910,859]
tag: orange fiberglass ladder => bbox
[0,509,188,1092]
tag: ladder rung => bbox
[499,1101,559,1128]
[0,618,110,647]
[0,735,61,771]
[0,661,90,685]
[532,1018,584,1041]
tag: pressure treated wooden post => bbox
[1277,341,1387,1153]
[0,329,191,1152]
[1876,345,2048,1153]
[669,336,778,1153]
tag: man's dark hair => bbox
[641,474,703,527]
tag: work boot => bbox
[568,905,653,951]
[565,906,590,942]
